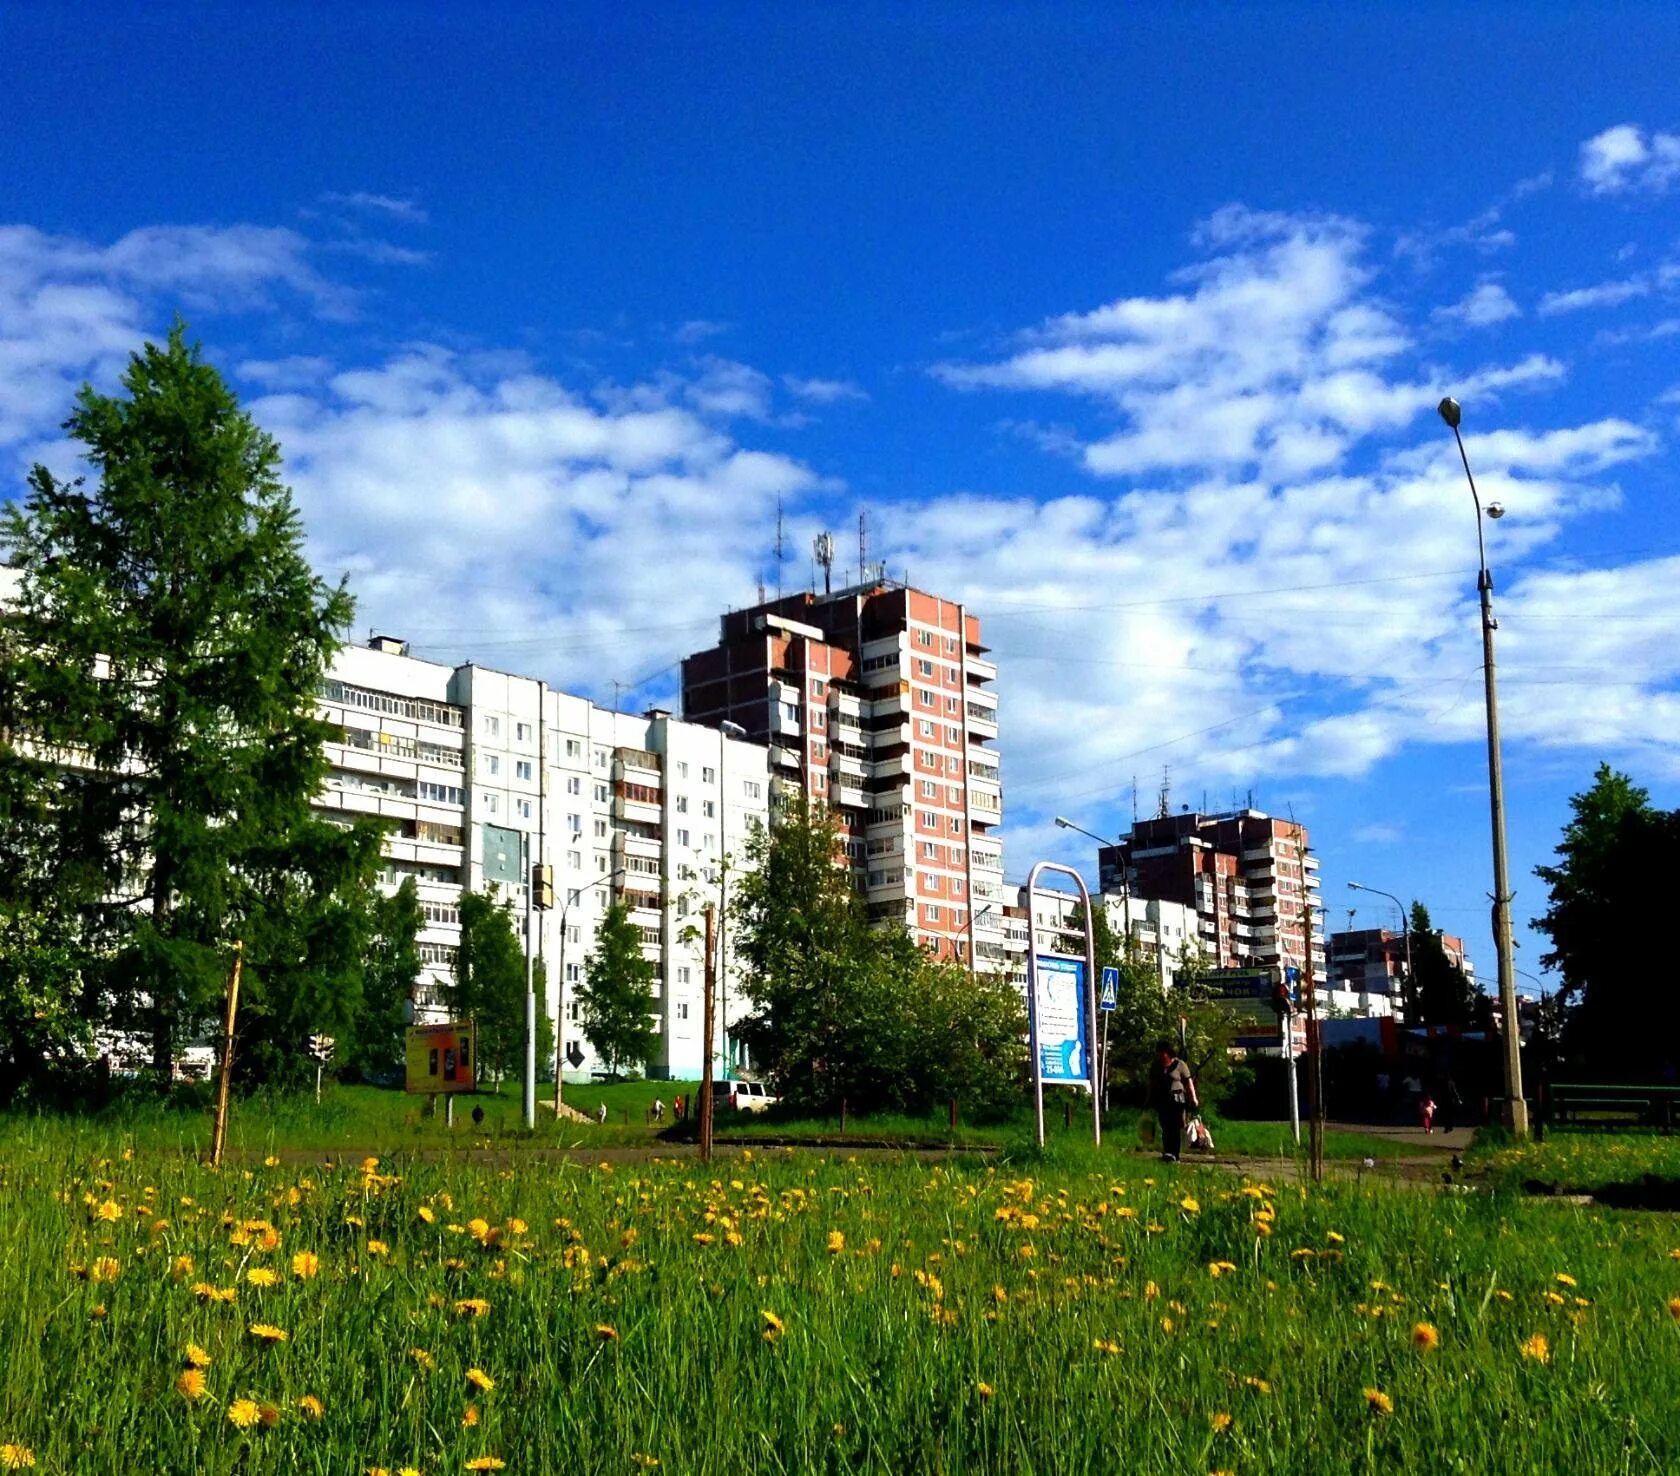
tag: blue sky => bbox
[4,3,1679,987]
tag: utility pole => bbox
[1303,898,1325,1182]
[209,941,243,1168]
[700,904,717,1163]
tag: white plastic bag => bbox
[1185,1115,1215,1153]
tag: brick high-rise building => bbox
[1326,925,1472,1018]
[1097,809,1324,978]
[681,578,1003,965]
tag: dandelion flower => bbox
[463,1458,507,1471]
[227,1398,262,1429]
[465,1369,494,1393]
[417,1206,436,1225]
[1520,1333,1550,1364]
[1179,1196,1200,1214]
[453,1299,491,1318]
[596,1324,620,1342]
[1413,1322,1440,1352]
[1211,1411,1233,1433]
[976,1381,994,1399]
[1362,1388,1394,1416]
[411,1348,436,1371]
[0,1445,36,1469]
[462,1406,479,1428]
[1242,1375,1272,1396]
[248,1323,289,1344]
[367,1240,390,1257]
[1668,1298,1680,1321]
[295,1394,324,1419]
[827,1230,846,1254]
[175,1369,207,1402]
[89,1256,121,1283]
[632,1456,661,1469]
[95,1200,123,1222]
[185,1342,213,1369]
[1326,1231,1345,1244]
[246,1267,279,1288]
[171,1255,195,1281]
[1555,1273,1577,1288]
[1092,1338,1119,1355]
[291,1251,320,1280]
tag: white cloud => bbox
[783,375,869,404]
[1580,123,1680,195]
[319,191,428,224]
[1538,276,1651,315]
[1435,279,1520,327]
[673,319,730,345]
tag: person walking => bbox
[1420,1094,1437,1134]
[1151,1040,1199,1163]
[596,1101,608,1126]
[652,1097,666,1124]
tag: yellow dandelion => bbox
[1242,1375,1272,1395]
[263,1155,280,1168]
[1326,1230,1345,1244]
[453,1298,491,1318]
[95,1200,123,1222]
[1555,1273,1577,1288]
[227,1397,262,1428]
[1520,1332,1550,1364]
[596,1323,620,1342]
[171,1255,194,1281]
[692,1232,715,1246]
[467,1218,492,1242]
[464,1458,507,1471]
[827,1230,846,1254]
[976,1381,995,1399]
[0,1445,36,1469]
[465,1368,494,1393]
[1413,1321,1440,1351]
[417,1205,436,1224]
[295,1394,324,1420]
[88,1256,121,1283]
[291,1251,319,1280]
[1363,1387,1394,1416]
[185,1342,213,1369]
[1667,1297,1680,1321]
[1211,1411,1233,1433]
[246,1267,279,1288]
[248,1322,289,1344]
[367,1240,390,1257]
[1092,1338,1119,1355]
[632,1457,661,1469]
[1180,1196,1200,1214]
[411,1348,436,1371]
[462,1405,480,1428]
[176,1368,207,1402]
[760,1310,784,1343]
[1495,1289,1514,1303]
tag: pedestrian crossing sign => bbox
[1099,966,1119,1011]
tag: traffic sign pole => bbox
[1098,965,1119,1113]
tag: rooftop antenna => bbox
[1131,775,1138,826]
[774,496,787,600]
[1157,766,1171,820]
[813,531,835,597]
[858,509,868,583]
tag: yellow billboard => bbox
[405,1021,477,1095]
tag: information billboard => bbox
[1033,955,1090,1086]
[405,1021,477,1095]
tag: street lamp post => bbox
[1438,396,1528,1137]
[1347,882,1413,1016]
[1055,816,1130,1111]
[552,867,625,1116]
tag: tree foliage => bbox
[450,890,527,1084]
[579,901,658,1079]
[1406,901,1487,1030]
[1534,764,1680,1074]
[344,877,424,1082]
[0,324,385,1085]
[732,795,1026,1118]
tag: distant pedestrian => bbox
[653,1097,666,1124]
[1150,1040,1199,1163]
[1420,1095,1437,1134]
[1440,1078,1462,1134]
[596,1101,608,1126]
[674,1093,686,1121]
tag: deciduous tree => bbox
[578,901,657,1079]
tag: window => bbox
[812,679,827,695]
[677,760,689,778]
[918,719,935,737]
[594,747,610,769]
[917,629,934,647]
[484,715,501,737]
[920,779,937,798]
[567,849,582,870]
[566,775,581,795]
[919,810,936,828]
[917,688,934,708]
[483,793,499,814]
[567,888,581,906]
[781,702,798,722]
[949,785,962,804]
[567,1000,580,1022]
[516,799,533,820]
[484,754,500,776]
[418,782,466,806]
[946,694,959,714]
[703,833,715,851]
[594,782,608,803]
[702,799,716,819]
[743,780,762,799]
[593,818,608,839]
[515,760,533,781]
[811,709,826,729]
[949,815,961,834]
[676,1000,691,1021]
[566,962,581,983]
[675,795,689,813]
[567,924,581,945]
[676,828,691,847]
[516,721,532,742]
[927,905,942,922]
[596,854,609,873]
[952,879,964,897]
[917,659,934,677]
[947,726,960,743]
[566,738,582,758]
[568,812,582,835]
[676,965,692,985]
[702,766,716,784]
[921,840,939,859]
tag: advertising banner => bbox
[405,1021,477,1095]
[1034,955,1090,1086]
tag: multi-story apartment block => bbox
[317,637,769,1080]
[1096,809,1325,980]
[1003,885,1203,996]
[1326,926,1472,1019]
[681,578,1003,967]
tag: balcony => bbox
[770,744,802,770]
[965,654,997,684]
[611,828,663,860]
[614,747,662,781]
[965,702,998,738]
[870,751,913,781]
[835,783,870,810]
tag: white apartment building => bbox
[316,637,769,1081]
[999,883,1204,996]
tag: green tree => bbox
[0,324,384,1081]
[344,877,424,1082]
[452,890,527,1086]
[579,902,657,1079]
[1534,764,1680,1073]
[1407,901,1483,1029]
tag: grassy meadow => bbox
[1,1112,1678,1473]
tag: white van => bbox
[708,1079,779,1113]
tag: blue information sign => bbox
[1034,955,1090,1084]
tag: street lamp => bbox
[1055,814,1131,938]
[1438,395,1528,1136]
[552,867,625,1115]
[1347,881,1412,1012]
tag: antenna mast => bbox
[1157,766,1171,820]
[858,510,868,583]
[813,531,835,597]
[774,497,786,600]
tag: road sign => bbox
[1033,955,1090,1085]
[1099,965,1119,1011]
[405,1021,477,1095]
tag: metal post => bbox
[699,905,716,1163]
[1284,1005,1300,1147]
[1024,860,1101,1149]
[1444,401,1528,1137]
[523,888,537,1131]
[553,903,568,1117]
[209,941,243,1168]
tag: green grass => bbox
[1470,1130,1680,1194]
[2,1116,1678,1473]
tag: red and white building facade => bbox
[681,579,1004,966]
